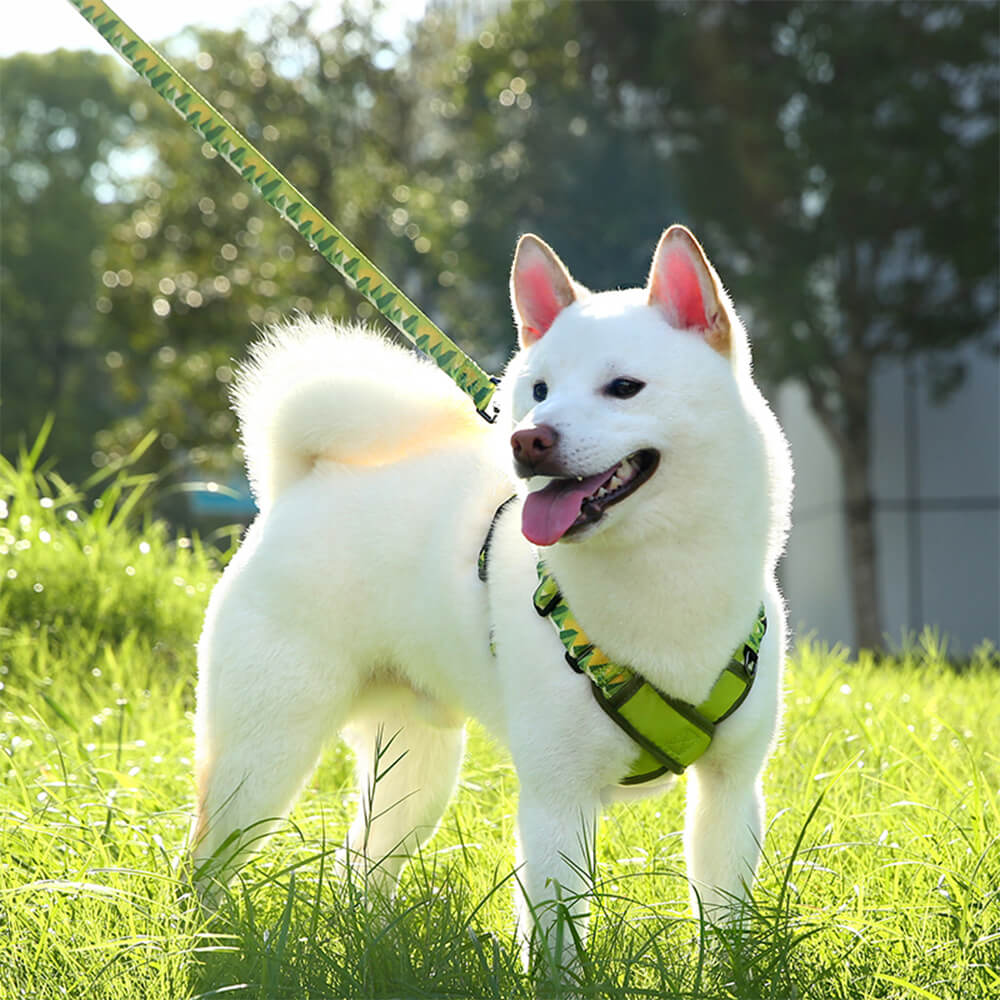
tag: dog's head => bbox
[500,225,765,549]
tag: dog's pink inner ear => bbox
[518,262,566,342]
[648,227,731,356]
[511,235,578,346]
[655,245,709,331]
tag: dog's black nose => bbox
[511,424,559,473]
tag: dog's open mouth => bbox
[521,449,660,546]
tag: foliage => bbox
[7,2,996,441]
[89,5,430,478]
[0,50,136,481]
[2,1,997,644]
[397,1,678,367]
[1,456,999,997]
[577,0,999,409]
[570,0,999,647]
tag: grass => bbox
[1,440,998,999]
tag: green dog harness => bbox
[533,562,767,785]
[476,500,766,785]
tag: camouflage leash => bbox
[67,0,499,422]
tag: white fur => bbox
[191,238,793,971]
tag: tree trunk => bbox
[836,415,884,652]
[805,357,885,652]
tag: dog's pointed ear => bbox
[647,225,731,356]
[510,234,578,347]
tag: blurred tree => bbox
[91,3,425,488]
[4,0,995,651]
[574,0,999,648]
[0,50,135,480]
[402,1,680,369]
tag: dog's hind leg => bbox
[189,628,352,901]
[340,703,465,898]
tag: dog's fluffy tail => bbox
[233,317,485,510]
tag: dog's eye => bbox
[532,381,548,402]
[605,377,645,399]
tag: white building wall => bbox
[776,347,999,654]
[775,381,855,649]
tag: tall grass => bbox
[2,441,998,999]
[1,419,223,695]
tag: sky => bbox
[2,0,428,58]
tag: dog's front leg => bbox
[684,760,765,927]
[514,784,600,975]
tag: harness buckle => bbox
[475,377,503,424]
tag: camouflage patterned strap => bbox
[67,0,499,421]
[534,562,766,784]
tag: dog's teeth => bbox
[590,457,644,503]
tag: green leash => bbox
[533,562,766,784]
[66,0,499,421]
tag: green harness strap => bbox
[533,562,767,785]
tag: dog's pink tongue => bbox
[522,472,611,546]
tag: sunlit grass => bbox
[2,442,998,998]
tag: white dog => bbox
[190,225,792,965]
